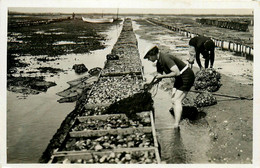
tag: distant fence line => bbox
[147,18,253,60]
[8,17,71,28]
[196,18,251,32]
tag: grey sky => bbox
[8,7,253,15]
[5,0,255,15]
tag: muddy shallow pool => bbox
[7,22,123,163]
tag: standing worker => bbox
[188,36,215,69]
[144,46,195,129]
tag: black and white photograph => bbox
[0,0,259,167]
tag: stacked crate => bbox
[49,112,160,163]
[49,18,160,164]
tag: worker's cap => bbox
[144,46,159,59]
[189,37,196,46]
[204,40,215,50]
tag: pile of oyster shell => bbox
[102,63,142,75]
[58,150,157,164]
[81,106,108,116]
[72,115,151,131]
[63,132,153,152]
[87,76,142,104]
[194,68,221,92]
[194,91,217,107]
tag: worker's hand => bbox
[188,63,193,69]
[187,57,195,64]
[141,82,150,90]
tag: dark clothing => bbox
[174,68,195,91]
[158,53,186,74]
[189,36,215,68]
[158,53,195,91]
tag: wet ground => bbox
[7,14,121,94]
[7,15,123,163]
[6,15,253,164]
[133,18,253,163]
[154,16,253,47]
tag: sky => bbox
[4,0,255,15]
[8,7,253,15]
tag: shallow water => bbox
[7,23,123,163]
[133,20,212,163]
[53,41,76,45]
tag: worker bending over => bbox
[188,36,215,69]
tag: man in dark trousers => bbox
[188,36,215,69]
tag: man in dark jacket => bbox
[188,36,215,69]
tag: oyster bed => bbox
[101,19,141,77]
[102,60,142,76]
[86,18,144,106]
[82,105,108,116]
[63,132,154,151]
[46,18,160,164]
[87,75,142,104]
[71,113,151,131]
[50,111,159,164]
[52,149,158,164]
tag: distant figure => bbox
[72,12,75,20]
[188,36,215,69]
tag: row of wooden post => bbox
[147,19,253,59]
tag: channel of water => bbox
[7,22,123,163]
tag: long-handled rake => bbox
[190,89,253,100]
[143,76,162,92]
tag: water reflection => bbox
[7,23,123,163]
[171,129,191,163]
[158,128,191,163]
[157,118,211,164]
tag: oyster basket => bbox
[48,111,160,164]
[50,147,160,164]
[70,111,154,137]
